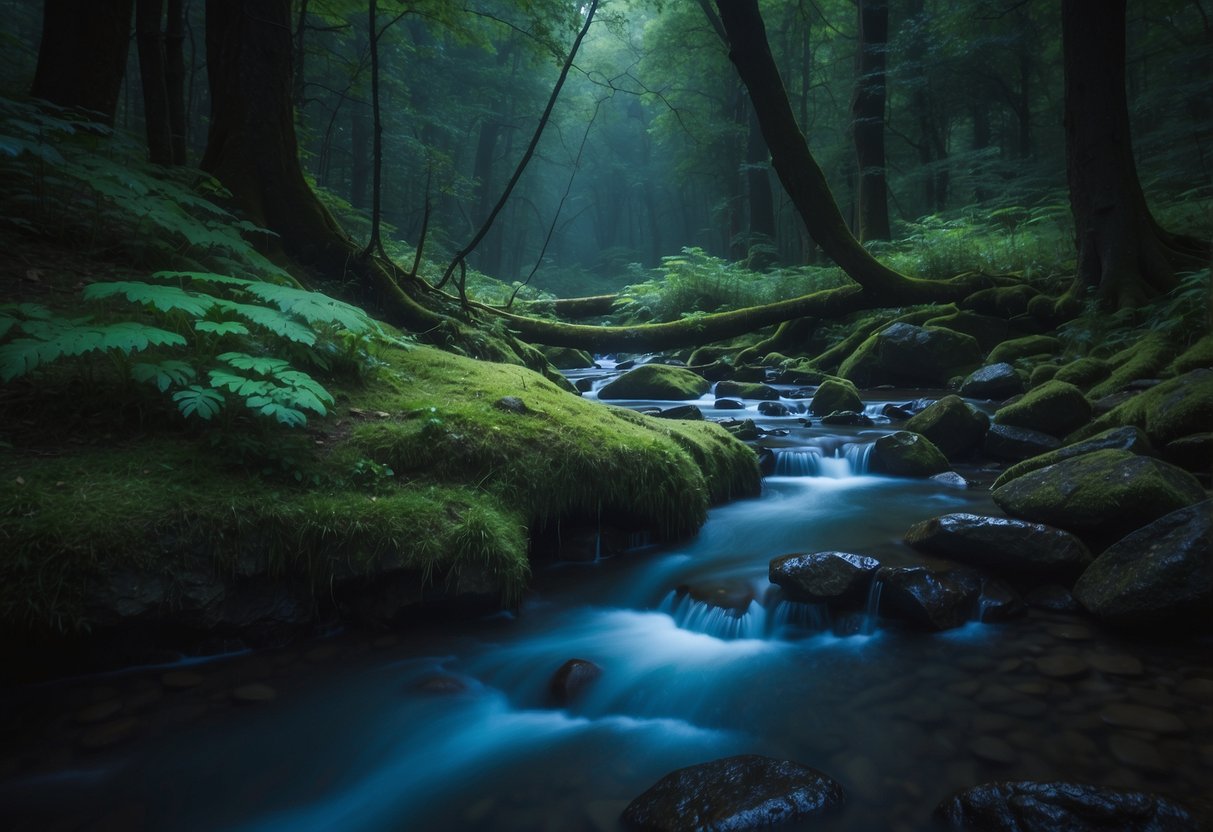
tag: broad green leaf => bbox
[207,369,272,397]
[151,270,255,287]
[218,352,292,375]
[131,360,196,392]
[195,320,250,337]
[173,385,224,420]
[241,283,376,333]
[83,281,215,317]
[212,299,316,345]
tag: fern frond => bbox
[194,320,250,337]
[241,283,377,333]
[173,385,224,420]
[83,281,215,317]
[131,360,196,392]
[151,270,255,287]
[212,299,316,345]
[218,352,292,375]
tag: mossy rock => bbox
[961,285,1040,318]
[1028,364,1060,387]
[987,335,1061,365]
[1072,368,1213,447]
[809,378,862,416]
[541,346,595,370]
[904,395,990,460]
[991,426,1156,490]
[773,359,827,386]
[924,310,1014,352]
[1168,333,1213,375]
[714,380,779,401]
[993,379,1092,438]
[959,363,1024,400]
[838,323,982,387]
[598,364,710,400]
[1087,332,1177,400]
[1053,357,1111,391]
[991,449,1206,546]
[1164,433,1213,478]
[869,431,950,478]
[688,345,732,367]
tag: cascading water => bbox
[860,575,884,636]
[659,590,769,640]
[772,441,873,478]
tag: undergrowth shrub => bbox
[0,271,402,427]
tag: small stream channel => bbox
[2,362,1211,831]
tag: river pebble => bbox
[1035,654,1088,679]
[1099,703,1187,735]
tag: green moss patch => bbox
[598,364,710,400]
[1167,333,1213,375]
[987,335,1061,365]
[1087,332,1177,400]
[1053,357,1112,391]
[993,379,1092,438]
[1072,368,1213,446]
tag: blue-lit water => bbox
[2,376,1210,832]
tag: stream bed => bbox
[2,370,1211,831]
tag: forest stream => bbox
[2,367,1210,832]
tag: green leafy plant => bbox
[1,270,383,428]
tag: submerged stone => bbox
[936,781,1202,831]
[621,755,844,831]
[768,552,880,605]
[549,658,602,707]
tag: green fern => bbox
[83,281,217,317]
[131,359,196,392]
[242,282,377,333]
[172,385,225,420]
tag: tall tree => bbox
[30,0,134,125]
[1061,0,1209,308]
[851,0,891,241]
[135,0,174,164]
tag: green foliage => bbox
[0,97,290,281]
[613,247,850,323]
[1,270,384,429]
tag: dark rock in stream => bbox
[903,513,1092,581]
[757,400,795,417]
[769,552,880,606]
[869,431,950,477]
[935,780,1204,831]
[657,404,704,421]
[881,403,916,421]
[621,755,844,831]
[983,423,1062,462]
[959,362,1024,400]
[819,410,874,426]
[549,659,602,707]
[904,395,990,459]
[714,398,745,410]
[675,582,757,616]
[878,565,984,631]
[1073,500,1213,629]
[715,380,779,401]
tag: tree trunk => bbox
[136,0,174,165]
[745,105,777,257]
[31,0,134,125]
[1062,0,1208,308]
[200,0,442,331]
[850,0,891,242]
[164,0,188,163]
[713,0,931,302]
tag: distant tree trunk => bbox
[292,0,310,112]
[351,99,371,210]
[1062,0,1209,308]
[713,0,932,302]
[745,106,777,256]
[850,0,890,241]
[971,99,991,203]
[362,0,385,259]
[31,0,134,125]
[165,0,188,163]
[201,0,442,331]
[135,0,174,165]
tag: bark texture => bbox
[136,0,173,165]
[1062,0,1209,308]
[851,0,891,241]
[31,0,134,125]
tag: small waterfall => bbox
[659,591,768,640]
[769,599,830,634]
[859,577,883,635]
[772,443,873,478]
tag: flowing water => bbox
[2,367,1211,831]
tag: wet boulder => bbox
[1164,433,1213,478]
[959,363,1024,400]
[904,513,1092,581]
[983,424,1062,462]
[991,426,1155,489]
[674,582,757,617]
[986,334,1061,365]
[1074,368,1213,447]
[757,400,795,417]
[878,565,983,631]
[1073,500,1213,630]
[978,579,1027,623]
[715,380,779,401]
[838,323,982,387]
[992,449,1207,547]
[621,755,845,831]
[904,395,990,459]
[598,365,710,400]
[809,379,862,416]
[993,380,1092,438]
[656,404,704,421]
[1053,356,1112,391]
[549,658,603,707]
[819,410,874,426]
[768,552,880,605]
[924,310,1014,353]
[869,431,950,478]
[935,780,1203,832]
[541,346,595,370]
[714,398,745,410]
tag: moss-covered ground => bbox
[0,342,759,635]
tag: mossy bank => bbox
[0,344,760,665]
